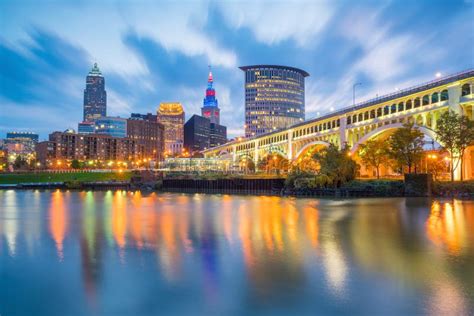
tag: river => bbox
[1,190,473,315]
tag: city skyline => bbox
[1,0,473,139]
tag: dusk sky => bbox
[1,0,473,139]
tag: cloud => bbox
[0,0,237,79]
[217,0,334,46]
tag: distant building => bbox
[94,117,127,138]
[4,131,38,158]
[184,115,210,152]
[131,112,157,122]
[201,67,220,125]
[157,102,185,156]
[83,63,107,121]
[240,65,309,137]
[6,132,38,143]
[78,121,95,134]
[127,116,165,161]
[37,130,138,165]
[210,123,227,148]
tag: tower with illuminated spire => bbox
[201,66,220,125]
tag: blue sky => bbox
[0,0,473,139]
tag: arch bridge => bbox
[203,70,474,180]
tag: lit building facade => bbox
[127,116,165,161]
[94,117,127,138]
[6,132,38,143]
[240,65,309,137]
[4,131,39,161]
[37,130,138,166]
[201,68,220,125]
[83,63,107,121]
[157,102,185,156]
[78,121,95,134]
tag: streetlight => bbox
[353,82,362,108]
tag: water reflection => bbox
[1,191,473,315]
[49,190,68,260]
[426,200,474,255]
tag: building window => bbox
[432,92,439,103]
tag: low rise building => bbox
[94,116,127,138]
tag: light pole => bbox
[353,82,362,108]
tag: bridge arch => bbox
[260,147,288,160]
[350,123,437,155]
[293,140,331,161]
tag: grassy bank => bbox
[0,171,132,184]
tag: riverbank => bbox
[1,172,473,198]
[0,171,132,184]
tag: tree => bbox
[313,144,358,187]
[435,110,474,181]
[13,156,28,170]
[388,122,425,174]
[358,139,390,178]
[71,159,81,169]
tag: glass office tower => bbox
[240,65,309,137]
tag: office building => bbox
[6,132,38,143]
[94,117,127,138]
[83,63,107,121]
[78,121,96,134]
[240,65,309,137]
[201,68,220,125]
[157,102,185,155]
[127,116,165,161]
[184,115,211,152]
[210,123,227,148]
[4,131,38,158]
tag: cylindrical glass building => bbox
[240,65,309,137]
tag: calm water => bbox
[1,191,473,316]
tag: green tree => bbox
[13,156,28,170]
[313,144,358,187]
[388,122,425,174]
[71,159,81,169]
[358,139,390,178]
[435,110,474,181]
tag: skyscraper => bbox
[240,65,309,137]
[201,67,220,125]
[83,63,107,121]
[184,115,211,152]
[157,102,185,156]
